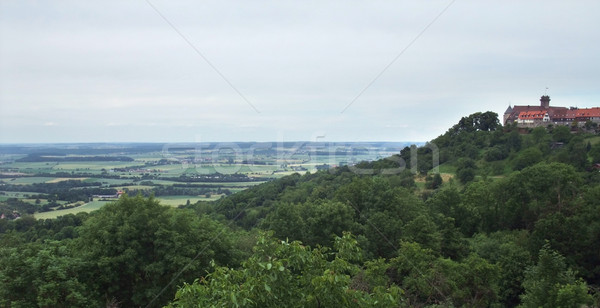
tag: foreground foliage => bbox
[0,195,242,307]
[169,232,402,307]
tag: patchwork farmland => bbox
[0,142,410,218]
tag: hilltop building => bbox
[503,95,600,127]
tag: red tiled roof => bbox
[552,107,600,120]
[506,106,565,123]
[518,110,547,120]
[575,107,600,118]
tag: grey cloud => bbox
[1,0,599,143]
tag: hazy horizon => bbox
[0,140,423,146]
[1,1,599,143]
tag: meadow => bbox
[34,200,110,219]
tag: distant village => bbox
[504,95,600,128]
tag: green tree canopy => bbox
[519,243,593,308]
[76,195,238,307]
[168,232,401,308]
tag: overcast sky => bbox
[1,1,599,143]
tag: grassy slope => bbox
[34,200,110,219]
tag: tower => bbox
[503,105,513,124]
[540,95,550,109]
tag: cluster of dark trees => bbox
[0,198,37,215]
[184,163,597,307]
[430,115,600,178]
[0,195,244,307]
[147,184,231,197]
[1,111,599,307]
[1,180,116,204]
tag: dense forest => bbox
[1,111,599,307]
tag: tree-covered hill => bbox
[180,111,600,306]
[1,111,599,307]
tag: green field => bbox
[0,191,41,198]
[1,162,59,174]
[32,195,222,218]
[34,200,112,219]
[157,195,222,206]
[117,185,154,190]
[586,136,600,146]
[1,177,59,185]
[437,163,457,174]
[85,178,135,185]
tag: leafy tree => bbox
[387,169,416,189]
[0,240,98,307]
[528,185,600,284]
[435,215,470,260]
[402,214,442,253]
[484,145,508,162]
[562,136,590,170]
[425,173,443,189]
[477,162,581,231]
[587,143,600,163]
[517,162,580,213]
[426,186,461,222]
[76,195,238,307]
[472,231,532,306]
[167,232,402,307]
[456,158,477,184]
[519,243,593,308]
[331,177,427,258]
[387,241,499,307]
[261,202,305,242]
[530,126,548,143]
[584,120,597,131]
[506,131,523,152]
[513,147,543,170]
[552,125,572,143]
[362,210,405,258]
[262,200,359,248]
[450,111,500,133]
[360,185,425,258]
[577,185,600,283]
[458,181,494,233]
[456,143,480,160]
